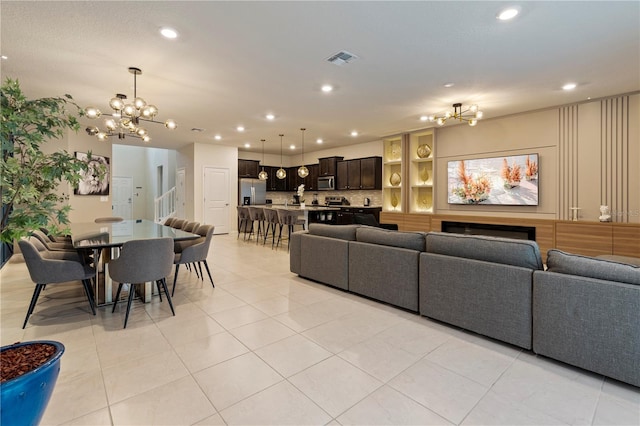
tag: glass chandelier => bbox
[276,134,286,179]
[84,67,176,142]
[428,103,483,127]
[258,139,268,180]
[298,128,309,178]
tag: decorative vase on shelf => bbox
[390,192,399,210]
[390,142,400,160]
[299,202,305,209]
[390,172,401,186]
[417,144,431,159]
[419,167,429,184]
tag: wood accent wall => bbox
[378,213,639,261]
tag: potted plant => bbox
[1,341,65,425]
[1,78,90,245]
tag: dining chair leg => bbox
[156,280,163,302]
[201,260,214,288]
[112,283,124,313]
[158,278,175,316]
[23,284,45,329]
[172,264,180,296]
[193,262,201,279]
[82,279,96,315]
[123,283,136,328]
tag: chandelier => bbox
[298,128,309,178]
[258,139,268,180]
[84,67,176,142]
[276,134,286,179]
[428,103,483,127]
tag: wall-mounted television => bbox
[447,153,539,205]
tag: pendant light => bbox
[298,128,309,178]
[258,139,268,180]
[276,134,286,179]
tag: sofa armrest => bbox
[300,234,350,290]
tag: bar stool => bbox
[247,206,265,243]
[236,206,251,240]
[276,209,303,252]
[262,208,280,249]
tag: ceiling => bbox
[2,1,639,155]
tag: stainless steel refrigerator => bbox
[239,178,267,205]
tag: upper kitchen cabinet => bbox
[408,130,435,213]
[318,156,343,176]
[238,159,260,178]
[383,135,404,212]
[337,157,382,190]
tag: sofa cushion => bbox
[356,227,426,252]
[308,223,359,241]
[547,249,640,285]
[425,232,543,270]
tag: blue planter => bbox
[1,341,65,426]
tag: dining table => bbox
[70,219,199,305]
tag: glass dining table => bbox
[70,219,199,305]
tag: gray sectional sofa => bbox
[290,223,640,387]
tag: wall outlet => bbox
[100,196,108,202]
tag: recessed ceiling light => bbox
[321,84,333,93]
[351,131,358,137]
[1,55,7,60]
[497,8,519,21]
[443,83,454,88]
[160,27,179,39]
[244,143,250,148]
[562,82,577,91]
[237,126,245,132]
[214,135,222,140]
[419,115,429,122]
[316,138,323,144]
[265,113,275,120]
[289,144,296,150]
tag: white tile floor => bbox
[1,233,639,425]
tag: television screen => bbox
[447,153,539,205]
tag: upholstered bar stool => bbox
[236,206,251,240]
[275,209,303,252]
[261,208,279,248]
[247,206,265,243]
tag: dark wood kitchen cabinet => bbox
[336,157,381,190]
[318,156,343,176]
[238,159,260,178]
[266,166,288,191]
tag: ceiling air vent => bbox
[326,50,358,66]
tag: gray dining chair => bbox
[39,227,73,244]
[170,219,186,230]
[172,225,215,296]
[18,238,96,329]
[163,217,177,226]
[109,237,175,328]
[181,221,200,233]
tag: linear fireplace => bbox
[442,221,536,241]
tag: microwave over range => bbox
[317,176,335,191]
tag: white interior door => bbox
[176,168,185,218]
[203,167,229,234]
[112,176,133,219]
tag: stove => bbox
[324,196,350,206]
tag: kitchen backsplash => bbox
[266,190,383,206]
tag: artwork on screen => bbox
[447,153,539,205]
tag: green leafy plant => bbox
[1,78,90,243]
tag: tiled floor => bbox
[1,233,638,425]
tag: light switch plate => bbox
[100,196,108,202]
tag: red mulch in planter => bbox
[1,342,56,383]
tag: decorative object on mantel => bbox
[427,103,483,127]
[390,172,401,186]
[298,128,309,178]
[276,134,286,179]
[599,205,612,222]
[84,67,176,143]
[570,207,581,221]
[419,166,429,184]
[417,144,431,158]
[501,158,522,189]
[258,139,268,180]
